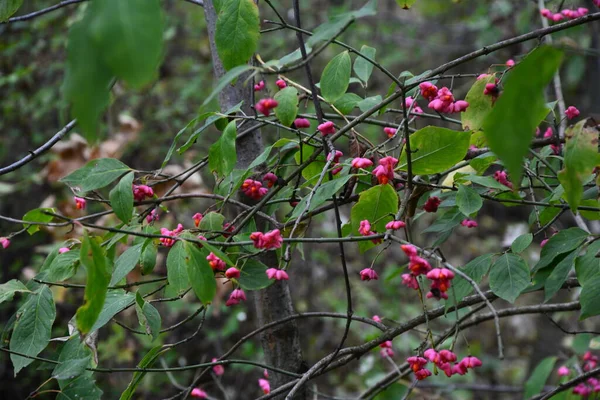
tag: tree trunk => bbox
[203,2,305,397]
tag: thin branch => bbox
[0,120,76,175]
[2,1,84,23]
[411,12,600,88]
[2,0,204,25]
[388,235,504,359]
[533,366,600,400]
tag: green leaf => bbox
[58,375,103,400]
[536,206,561,227]
[10,285,56,375]
[119,346,169,400]
[459,174,512,191]
[558,120,600,212]
[135,292,161,340]
[199,212,226,233]
[89,0,165,88]
[109,171,135,223]
[203,65,255,106]
[90,291,135,333]
[76,233,110,336]
[456,184,483,216]
[445,254,493,310]
[333,93,362,115]
[57,334,92,369]
[470,151,494,174]
[161,117,200,168]
[166,241,191,296]
[395,0,417,9]
[309,0,376,45]
[482,46,563,190]
[185,244,217,304]
[43,251,80,282]
[573,333,593,354]
[321,51,352,103]
[213,0,223,13]
[543,248,579,302]
[534,228,588,271]
[358,95,382,112]
[0,280,31,304]
[0,0,23,21]
[178,102,243,154]
[215,0,260,70]
[140,240,158,275]
[350,184,398,253]
[575,240,600,286]
[294,144,328,182]
[22,207,55,235]
[209,120,237,177]
[580,275,600,320]
[247,138,294,170]
[63,16,113,141]
[511,233,533,254]
[523,357,557,399]
[421,207,465,234]
[60,158,131,193]
[290,175,354,219]
[274,87,299,127]
[489,253,530,303]
[198,241,235,267]
[110,243,144,286]
[238,259,273,290]
[398,127,470,174]
[461,75,496,131]
[53,357,91,380]
[580,199,600,220]
[353,45,376,84]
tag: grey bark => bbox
[203,2,305,398]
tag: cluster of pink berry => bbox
[240,172,284,200]
[258,370,271,394]
[207,252,226,271]
[132,184,154,202]
[408,349,482,380]
[419,82,469,114]
[358,220,383,247]
[557,351,600,396]
[159,223,184,247]
[541,7,588,22]
[241,178,268,200]
[373,156,398,185]
[254,79,287,92]
[423,196,441,213]
[226,288,246,306]
[250,229,283,250]
[400,244,456,300]
[74,196,87,210]
[318,120,336,136]
[494,170,513,189]
[379,340,394,357]
[358,219,405,281]
[461,219,478,228]
[253,79,287,116]
[327,150,344,175]
[351,157,374,169]
[537,126,562,155]
[189,358,226,398]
